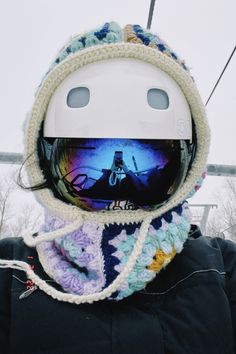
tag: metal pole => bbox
[147,0,156,29]
[190,204,218,234]
[0,152,23,164]
[200,205,212,234]
[207,164,236,177]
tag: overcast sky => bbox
[0,0,235,208]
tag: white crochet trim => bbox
[0,217,152,304]
[24,42,210,227]
[23,215,83,247]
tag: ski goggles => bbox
[40,138,194,211]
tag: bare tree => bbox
[206,177,236,242]
[8,203,43,237]
[0,166,43,239]
[206,214,226,239]
[0,177,14,237]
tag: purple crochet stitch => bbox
[37,218,106,295]
[36,202,191,299]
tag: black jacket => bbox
[0,226,235,354]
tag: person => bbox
[77,149,178,206]
[0,22,235,354]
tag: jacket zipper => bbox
[13,275,55,300]
[19,285,38,299]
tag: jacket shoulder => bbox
[188,225,235,254]
[0,237,25,259]
[212,236,236,272]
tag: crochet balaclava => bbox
[0,22,210,304]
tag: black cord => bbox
[205,45,236,106]
[218,223,236,235]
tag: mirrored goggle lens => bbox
[49,138,190,211]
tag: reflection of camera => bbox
[114,151,123,167]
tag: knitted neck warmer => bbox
[36,201,191,301]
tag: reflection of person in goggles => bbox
[77,150,179,205]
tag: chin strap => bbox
[0,216,152,304]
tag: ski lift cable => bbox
[205,45,236,106]
[147,0,156,29]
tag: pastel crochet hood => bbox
[0,22,210,304]
[25,22,209,224]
